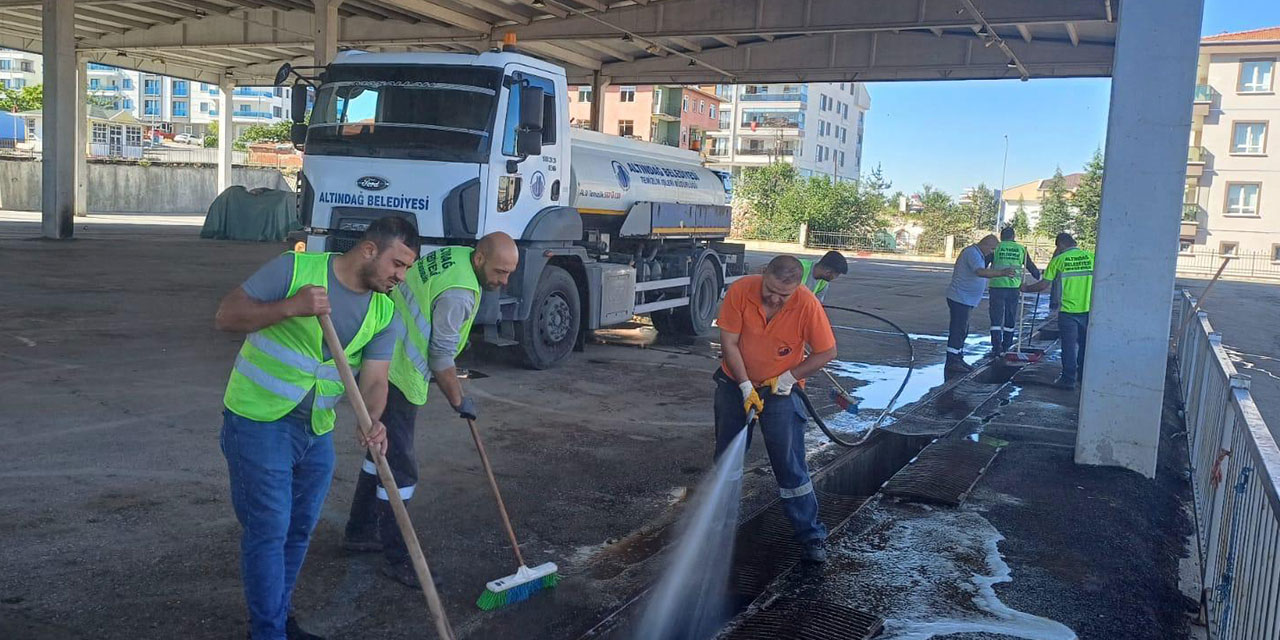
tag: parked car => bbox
[173,133,195,145]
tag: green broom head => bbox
[476,562,559,610]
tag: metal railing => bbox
[806,229,941,256]
[1179,251,1280,281]
[1195,84,1215,103]
[739,92,807,102]
[1175,290,1280,640]
[1189,146,1207,163]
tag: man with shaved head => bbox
[342,232,519,587]
[715,254,838,563]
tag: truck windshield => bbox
[307,65,502,162]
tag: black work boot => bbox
[945,354,973,373]
[286,615,326,640]
[1002,333,1015,354]
[989,331,1003,357]
[342,471,382,553]
[376,499,443,590]
[801,539,828,564]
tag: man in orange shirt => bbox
[715,255,838,563]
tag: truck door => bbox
[486,66,565,239]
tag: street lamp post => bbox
[996,134,1009,232]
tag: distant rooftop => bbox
[1202,26,1280,43]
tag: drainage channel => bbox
[577,360,1023,640]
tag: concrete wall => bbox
[0,159,288,213]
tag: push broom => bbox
[468,417,560,610]
[319,316,456,640]
[1004,277,1043,364]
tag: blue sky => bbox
[862,0,1280,197]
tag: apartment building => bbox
[567,84,721,151]
[0,49,39,90]
[704,82,870,183]
[999,172,1084,229]
[86,63,291,138]
[1184,27,1280,260]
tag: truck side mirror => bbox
[290,123,307,149]
[515,85,544,157]
[290,85,308,124]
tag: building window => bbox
[1220,242,1239,256]
[1272,244,1280,262]
[1225,183,1261,216]
[122,78,132,90]
[13,79,24,89]
[577,86,592,103]
[126,127,141,147]
[25,118,35,139]
[699,99,705,114]
[710,105,717,120]
[172,100,188,117]
[274,106,282,118]
[111,100,119,110]
[839,151,845,167]
[618,119,634,137]
[1231,122,1267,154]
[122,98,132,110]
[92,122,108,144]
[20,61,32,72]
[143,99,160,116]
[172,80,188,97]
[682,95,689,112]
[0,60,10,70]
[89,78,100,90]
[841,127,847,143]
[144,78,161,96]
[199,102,209,113]
[239,104,250,113]
[1239,60,1275,93]
[619,86,636,103]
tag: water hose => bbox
[797,304,917,448]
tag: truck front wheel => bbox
[518,265,581,369]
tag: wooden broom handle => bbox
[319,315,457,640]
[467,418,526,568]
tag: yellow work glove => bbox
[738,381,764,415]
[765,370,798,396]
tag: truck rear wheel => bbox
[652,258,720,338]
[518,265,581,369]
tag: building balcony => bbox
[736,147,798,157]
[1180,203,1201,239]
[1187,146,1206,177]
[739,92,806,103]
[233,88,275,98]
[234,110,276,120]
[1193,84,1214,119]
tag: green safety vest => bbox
[1045,247,1095,314]
[990,241,1027,288]
[799,259,829,298]
[224,251,395,436]
[388,246,483,406]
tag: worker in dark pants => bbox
[714,255,838,563]
[988,227,1041,356]
[799,250,849,303]
[944,235,1016,373]
[1023,233,1094,390]
[342,233,520,587]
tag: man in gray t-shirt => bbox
[214,217,419,639]
[944,235,1016,373]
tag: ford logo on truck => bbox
[356,176,389,191]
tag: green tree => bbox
[963,183,998,231]
[0,85,43,112]
[916,185,972,252]
[1037,167,1073,237]
[735,161,889,242]
[1072,149,1104,247]
[1011,198,1031,237]
[234,121,292,150]
[203,121,219,148]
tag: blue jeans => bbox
[221,410,335,640]
[1058,312,1089,382]
[713,371,827,544]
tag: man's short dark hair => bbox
[1000,226,1016,241]
[361,216,421,255]
[764,255,803,285]
[817,250,848,275]
[1055,232,1076,248]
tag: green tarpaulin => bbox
[200,186,300,242]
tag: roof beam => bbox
[567,0,608,12]
[76,6,159,30]
[2,9,124,34]
[1065,22,1079,47]
[453,0,531,24]
[520,40,602,70]
[515,0,566,19]
[374,0,492,32]
[578,39,634,61]
[512,0,1110,41]
[712,34,737,47]
[91,4,180,25]
[1016,23,1032,43]
[667,36,701,52]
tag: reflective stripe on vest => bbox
[389,246,483,406]
[223,251,394,435]
[800,259,828,296]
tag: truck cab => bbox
[287,49,744,368]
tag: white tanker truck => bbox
[280,48,744,368]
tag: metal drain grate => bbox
[720,597,884,640]
[881,439,999,506]
[729,491,866,599]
